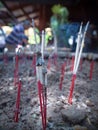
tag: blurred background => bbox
[0,0,98,52]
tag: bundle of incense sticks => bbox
[37,80,47,130]
[36,30,47,130]
[68,21,89,104]
[36,53,47,130]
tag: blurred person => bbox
[28,27,40,45]
[27,19,40,51]
[0,20,6,52]
[2,26,12,36]
[5,20,31,51]
[45,27,53,47]
[84,24,98,53]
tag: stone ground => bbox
[0,56,98,130]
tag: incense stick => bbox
[14,79,22,122]
[41,30,45,60]
[73,22,83,74]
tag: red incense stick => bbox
[44,87,47,129]
[14,80,22,122]
[68,74,76,104]
[89,60,94,80]
[38,80,47,130]
[70,56,75,71]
